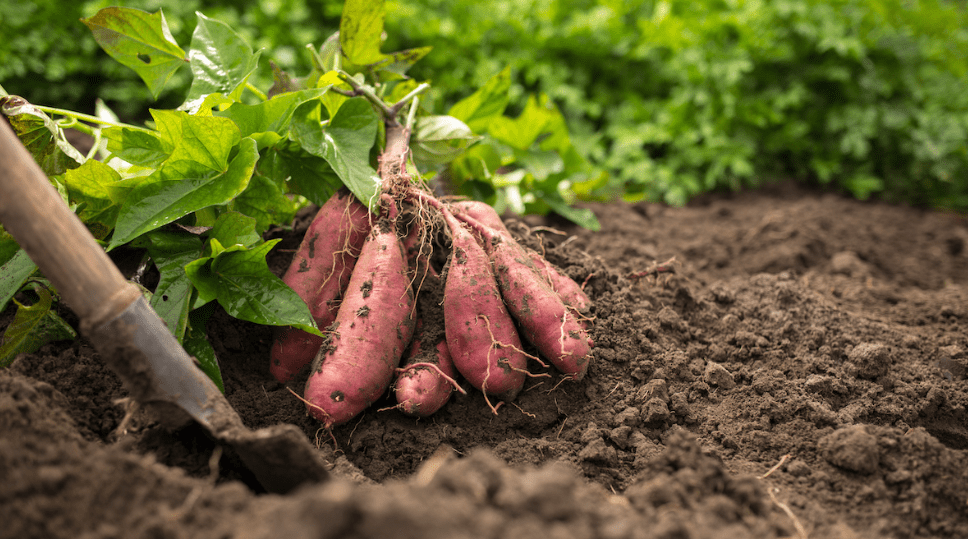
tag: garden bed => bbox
[3,182,967,538]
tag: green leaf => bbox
[516,149,564,181]
[0,250,37,313]
[146,230,204,342]
[1,97,84,176]
[109,137,259,249]
[0,286,76,368]
[376,46,433,77]
[262,141,343,207]
[291,97,381,209]
[340,0,387,66]
[229,163,298,234]
[412,115,480,166]
[317,31,343,74]
[449,66,512,133]
[166,114,241,171]
[81,7,186,99]
[449,141,503,183]
[267,60,302,100]
[63,160,123,238]
[488,94,556,151]
[102,124,170,168]
[541,193,601,231]
[209,211,260,250]
[184,304,222,392]
[215,88,329,142]
[184,240,321,335]
[0,230,19,267]
[182,12,262,113]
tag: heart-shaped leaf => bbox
[82,7,187,99]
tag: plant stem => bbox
[86,130,104,161]
[245,82,267,101]
[34,105,152,134]
[405,97,420,132]
[390,83,430,117]
[337,71,395,119]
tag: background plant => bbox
[382,0,968,207]
[5,0,965,207]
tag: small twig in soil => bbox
[766,488,809,539]
[759,454,809,539]
[605,381,623,398]
[759,453,791,479]
[626,256,677,281]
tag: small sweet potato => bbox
[395,339,460,417]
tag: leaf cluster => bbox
[0,1,597,385]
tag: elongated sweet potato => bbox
[453,201,591,313]
[440,208,527,403]
[303,205,416,427]
[460,215,593,381]
[270,189,371,383]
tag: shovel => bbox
[0,118,328,494]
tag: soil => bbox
[2,181,967,539]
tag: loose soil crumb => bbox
[2,181,967,538]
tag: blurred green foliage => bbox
[1,0,341,118]
[3,0,967,209]
[383,0,968,208]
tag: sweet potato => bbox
[459,215,593,381]
[453,200,591,313]
[303,204,416,427]
[270,188,371,383]
[394,339,460,417]
[440,208,527,403]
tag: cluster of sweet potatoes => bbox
[269,129,593,428]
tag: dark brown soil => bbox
[3,182,967,539]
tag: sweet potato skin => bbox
[269,189,371,383]
[488,234,593,380]
[453,201,591,312]
[395,340,458,417]
[442,213,526,402]
[303,216,415,427]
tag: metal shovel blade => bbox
[88,294,329,494]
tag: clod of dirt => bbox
[819,425,882,474]
[846,342,892,380]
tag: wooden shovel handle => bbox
[0,117,139,326]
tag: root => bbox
[479,313,549,369]
[287,386,336,430]
[546,376,574,393]
[510,402,536,418]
